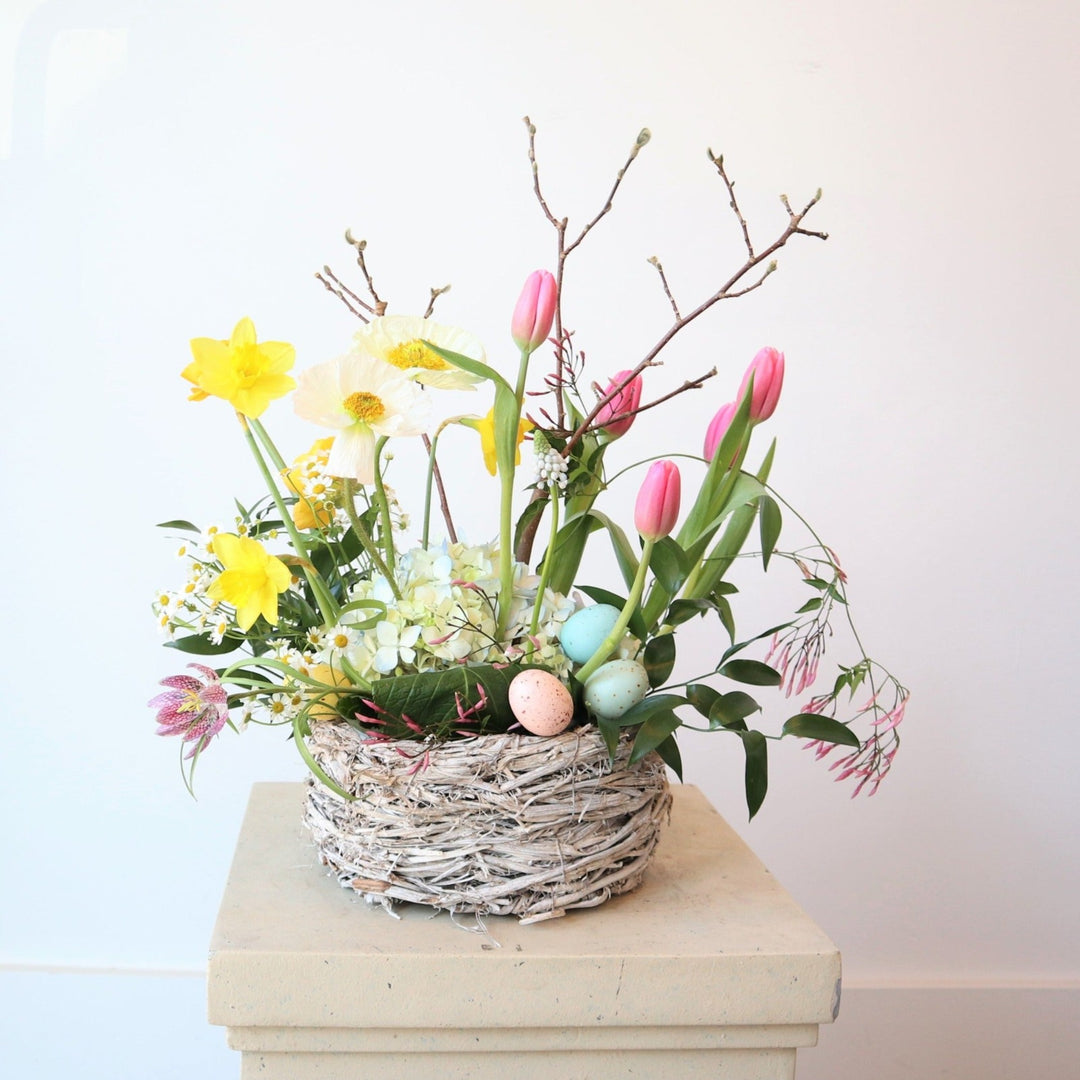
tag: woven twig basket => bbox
[304,722,671,923]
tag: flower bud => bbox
[510,270,557,352]
[702,400,737,463]
[738,346,785,422]
[594,370,643,438]
[634,459,681,541]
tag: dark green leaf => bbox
[165,634,239,656]
[643,634,676,688]
[597,714,621,758]
[617,693,690,728]
[737,729,769,820]
[782,714,862,748]
[759,494,782,571]
[719,622,793,666]
[718,659,783,687]
[709,691,761,729]
[686,682,720,718]
[653,733,684,780]
[156,519,200,533]
[649,537,689,594]
[514,496,548,555]
[629,709,682,764]
[795,597,823,614]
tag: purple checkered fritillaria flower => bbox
[149,663,229,758]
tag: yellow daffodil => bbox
[461,408,533,476]
[282,437,337,530]
[206,533,292,631]
[183,317,296,417]
[293,349,430,483]
[354,315,484,391]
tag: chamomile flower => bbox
[324,624,359,655]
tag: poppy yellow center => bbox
[343,391,386,422]
[386,339,449,372]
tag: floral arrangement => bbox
[150,120,906,818]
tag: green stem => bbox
[576,536,655,684]
[371,436,396,574]
[422,427,441,549]
[528,490,560,638]
[341,478,402,601]
[496,456,516,641]
[238,414,339,625]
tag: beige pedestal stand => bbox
[208,782,840,1079]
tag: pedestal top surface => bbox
[208,782,840,1029]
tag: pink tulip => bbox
[511,270,557,352]
[594,369,643,438]
[634,460,681,541]
[702,400,738,463]
[738,346,785,422]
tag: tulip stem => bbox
[576,537,654,685]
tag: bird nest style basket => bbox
[304,722,672,923]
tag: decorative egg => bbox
[559,604,622,664]
[508,669,575,736]
[583,660,651,721]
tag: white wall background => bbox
[2,0,1077,1075]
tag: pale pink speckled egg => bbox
[507,669,575,736]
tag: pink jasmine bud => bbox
[511,270,557,352]
[737,346,785,422]
[702,400,738,462]
[634,459,681,541]
[594,369,643,438]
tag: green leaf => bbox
[597,714,621,758]
[718,659,783,687]
[708,691,761,729]
[165,634,239,656]
[795,597,823,614]
[616,693,690,728]
[758,494,782,571]
[583,510,640,591]
[629,709,682,764]
[653,733,684,780]
[547,513,595,595]
[292,712,354,801]
[156,519,200,533]
[578,585,648,643]
[514,496,548,555]
[783,714,861,748]
[643,633,676,688]
[649,537,689,594]
[686,682,720,718]
[424,342,513,394]
[369,663,549,734]
[718,622,793,666]
[737,729,769,820]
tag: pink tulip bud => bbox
[594,370,643,438]
[702,400,738,463]
[634,459,681,541]
[511,270,557,352]
[738,346,785,422]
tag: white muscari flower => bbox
[354,315,485,391]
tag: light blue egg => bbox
[583,660,651,720]
[559,604,622,664]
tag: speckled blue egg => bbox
[583,660,651,721]
[559,604,622,664]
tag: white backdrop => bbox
[2,1,1078,1075]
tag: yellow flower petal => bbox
[206,534,292,631]
[182,318,296,418]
